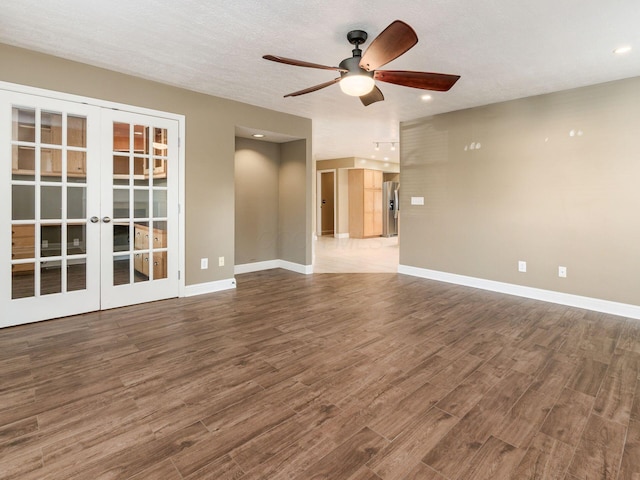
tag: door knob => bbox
[90,216,99,223]
[102,217,111,223]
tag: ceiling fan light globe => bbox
[339,75,375,96]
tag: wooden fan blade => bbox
[374,70,461,91]
[359,20,418,71]
[284,78,341,97]
[263,55,347,72]
[360,85,384,106]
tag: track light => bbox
[373,141,398,151]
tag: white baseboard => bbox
[278,260,313,275]
[398,264,640,320]
[184,278,236,297]
[234,260,281,275]
[235,259,313,275]
[335,233,349,239]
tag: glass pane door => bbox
[1,91,100,327]
[1,90,180,327]
[100,111,178,309]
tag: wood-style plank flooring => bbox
[2,269,640,479]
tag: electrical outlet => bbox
[518,261,527,273]
[200,258,208,269]
[42,239,48,248]
[218,256,225,267]
[73,238,80,246]
[558,266,567,278]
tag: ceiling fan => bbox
[263,20,460,106]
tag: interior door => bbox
[320,171,334,236]
[0,90,101,327]
[1,90,181,328]
[100,110,179,309]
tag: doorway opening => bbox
[314,161,400,273]
[233,131,311,275]
[320,171,335,236]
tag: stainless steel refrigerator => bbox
[382,181,399,237]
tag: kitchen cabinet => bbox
[11,224,35,273]
[112,157,167,180]
[112,124,167,182]
[133,223,167,279]
[348,168,383,238]
[11,112,87,178]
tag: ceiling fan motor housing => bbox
[339,49,374,81]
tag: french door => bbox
[1,90,180,328]
[100,109,179,309]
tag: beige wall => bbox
[400,76,640,305]
[280,140,309,265]
[1,43,312,285]
[315,158,355,170]
[234,137,309,266]
[384,173,400,183]
[234,138,280,265]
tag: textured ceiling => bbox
[1,0,639,163]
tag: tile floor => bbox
[313,235,399,273]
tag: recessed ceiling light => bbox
[421,94,432,101]
[252,133,265,138]
[614,46,632,55]
[383,156,389,161]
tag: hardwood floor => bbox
[1,269,640,479]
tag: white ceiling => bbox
[2,0,639,163]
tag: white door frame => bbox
[0,81,186,325]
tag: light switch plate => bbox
[410,196,425,206]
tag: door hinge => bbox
[178,270,181,280]
[178,137,181,148]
